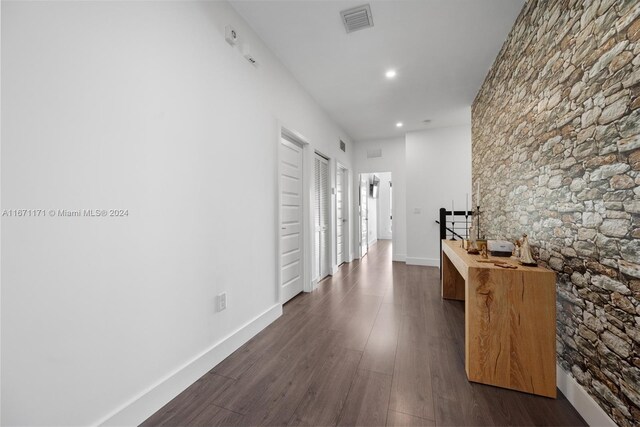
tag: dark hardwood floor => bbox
[142,240,587,427]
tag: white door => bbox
[314,154,330,280]
[336,167,347,265]
[360,175,368,258]
[280,138,304,303]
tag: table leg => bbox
[441,251,465,300]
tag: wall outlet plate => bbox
[225,25,238,46]
[217,293,227,311]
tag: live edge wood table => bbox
[441,239,557,398]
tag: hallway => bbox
[143,241,586,427]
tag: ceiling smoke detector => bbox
[340,4,374,33]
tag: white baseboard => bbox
[556,364,616,427]
[368,238,378,246]
[392,253,406,262]
[405,257,439,267]
[97,304,282,426]
[331,265,339,275]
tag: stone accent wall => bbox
[472,0,640,424]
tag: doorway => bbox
[336,165,348,266]
[359,172,392,258]
[314,153,330,281]
[359,174,368,258]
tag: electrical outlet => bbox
[217,293,227,312]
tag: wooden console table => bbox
[441,239,557,398]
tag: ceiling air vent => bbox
[366,148,382,158]
[340,4,374,33]
[340,140,346,152]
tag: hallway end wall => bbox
[406,125,472,266]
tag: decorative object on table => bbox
[465,193,469,241]
[478,259,519,269]
[468,223,476,244]
[519,233,537,266]
[496,263,518,269]
[474,182,483,240]
[465,224,477,253]
[488,240,515,257]
[480,243,488,259]
[450,200,456,240]
[512,238,521,258]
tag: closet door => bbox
[314,154,330,281]
[336,167,346,265]
[279,138,304,303]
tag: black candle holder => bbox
[465,210,469,240]
[450,216,456,240]
[476,205,481,240]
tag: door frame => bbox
[358,173,369,258]
[335,163,350,268]
[277,125,311,304]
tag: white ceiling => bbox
[230,0,524,141]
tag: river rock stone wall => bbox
[472,0,640,424]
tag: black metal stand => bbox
[465,211,469,240]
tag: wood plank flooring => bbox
[142,240,587,427]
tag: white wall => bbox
[376,172,392,240]
[405,124,472,266]
[354,138,406,262]
[1,2,354,425]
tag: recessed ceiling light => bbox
[385,69,397,79]
[396,122,403,128]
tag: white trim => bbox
[98,304,282,426]
[368,237,378,247]
[556,364,616,427]
[358,173,369,258]
[405,257,438,267]
[392,253,406,262]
